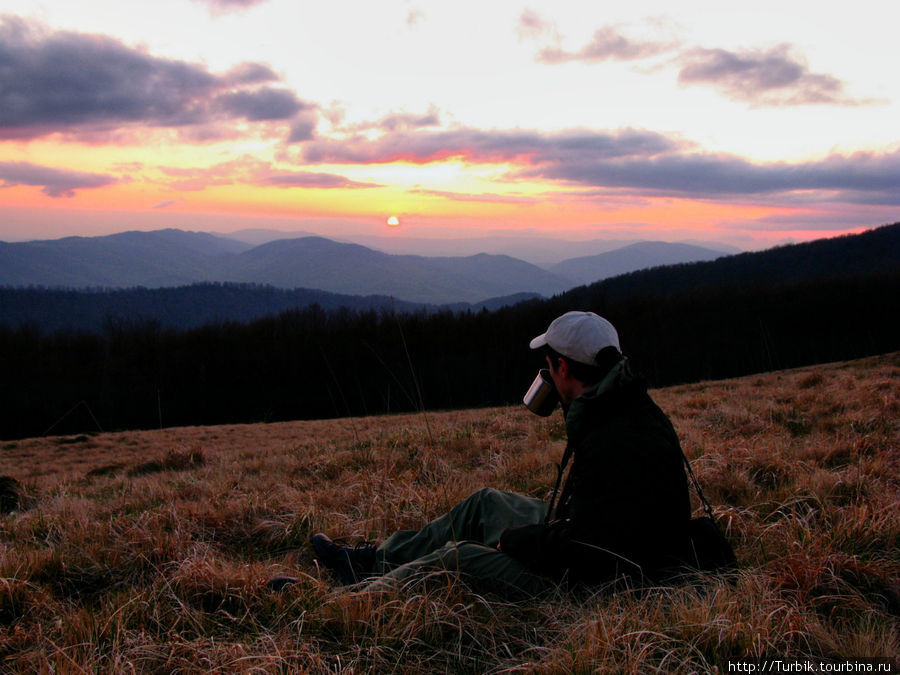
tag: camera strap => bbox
[544,443,574,523]
[681,449,716,521]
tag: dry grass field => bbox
[0,353,897,672]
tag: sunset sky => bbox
[1,0,898,248]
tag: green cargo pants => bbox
[364,488,555,597]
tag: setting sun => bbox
[387,216,400,227]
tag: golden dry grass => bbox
[0,353,897,672]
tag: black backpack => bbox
[680,453,738,573]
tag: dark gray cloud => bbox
[300,123,899,206]
[222,62,280,86]
[154,159,379,191]
[0,16,315,140]
[678,45,854,106]
[521,13,858,107]
[0,17,213,135]
[287,111,319,143]
[301,127,679,164]
[0,161,117,197]
[329,107,441,135]
[824,191,900,207]
[375,109,441,132]
[539,27,674,64]
[730,211,896,232]
[519,11,673,64]
[259,172,380,189]
[520,149,900,205]
[215,88,309,121]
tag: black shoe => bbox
[266,576,299,592]
[310,533,377,585]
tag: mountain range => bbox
[0,229,729,304]
[222,228,741,264]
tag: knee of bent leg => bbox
[455,487,501,510]
[471,487,502,503]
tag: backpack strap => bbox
[681,449,739,572]
[544,443,574,523]
[681,449,716,521]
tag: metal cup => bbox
[523,368,560,417]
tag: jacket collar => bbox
[564,358,635,442]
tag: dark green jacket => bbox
[499,360,691,583]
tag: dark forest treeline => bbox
[0,284,542,335]
[1,223,898,440]
[0,283,429,334]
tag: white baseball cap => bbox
[529,311,620,365]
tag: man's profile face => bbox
[546,355,573,406]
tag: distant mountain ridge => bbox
[549,241,727,285]
[0,230,251,288]
[0,229,572,303]
[221,237,574,303]
[564,222,899,299]
[1,228,740,304]
[221,228,741,264]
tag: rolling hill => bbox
[220,237,573,303]
[557,221,899,300]
[549,241,727,285]
[0,229,249,288]
[220,229,741,264]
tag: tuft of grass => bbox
[84,463,126,478]
[55,434,93,445]
[127,446,206,477]
[0,476,25,514]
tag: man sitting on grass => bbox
[281,311,692,596]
